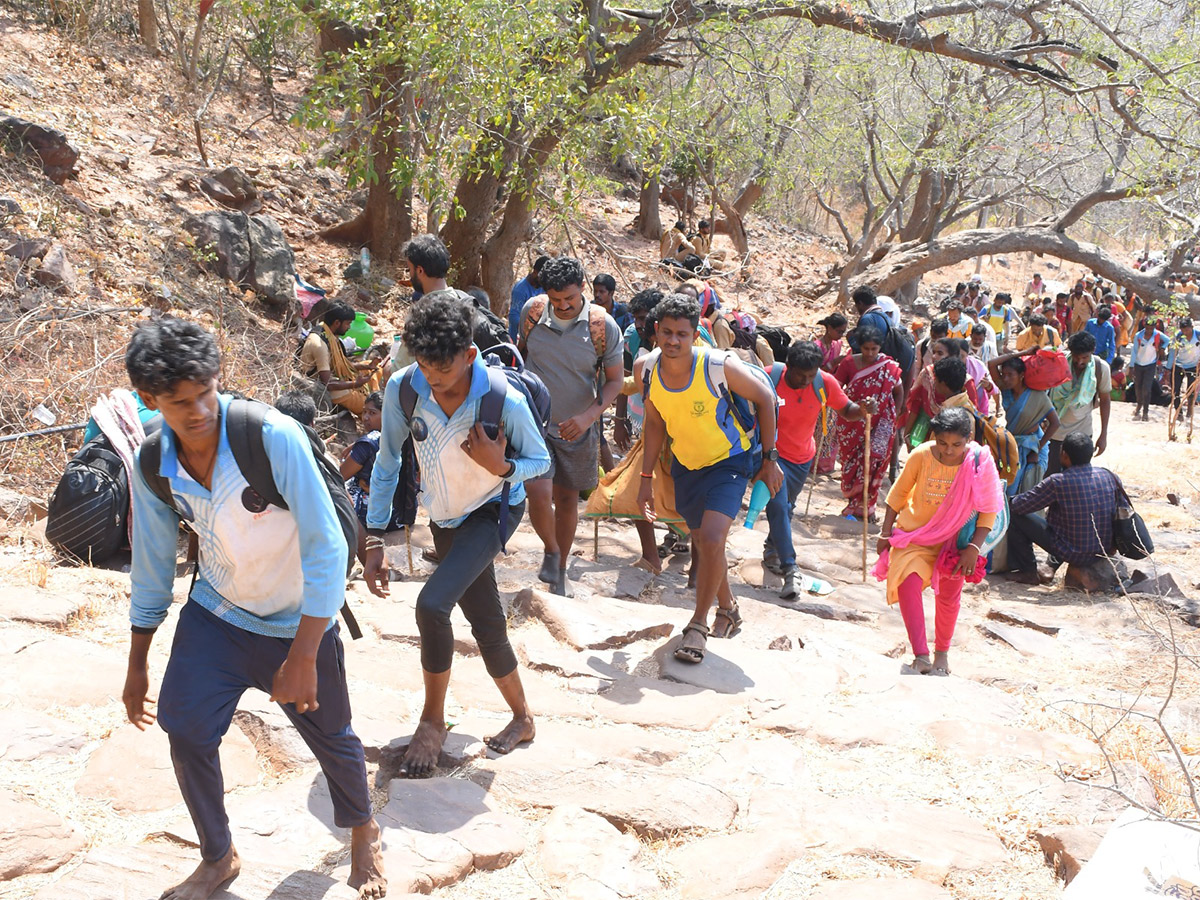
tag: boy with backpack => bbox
[517,256,624,597]
[123,319,386,900]
[364,291,551,777]
[762,341,874,599]
[637,294,783,665]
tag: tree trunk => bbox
[637,171,661,240]
[319,64,412,261]
[843,225,1175,308]
[137,0,157,51]
[714,190,749,260]
[732,176,763,218]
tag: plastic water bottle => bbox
[744,480,770,529]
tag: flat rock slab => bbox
[979,621,1058,656]
[802,794,1006,871]
[567,558,656,600]
[809,879,953,899]
[538,805,659,900]
[0,585,83,627]
[473,756,737,838]
[473,718,685,770]
[669,830,803,899]
[0,709,85,761]
[161,772,348,867]
[233,692,317,773]
[652,635,841,698]
[333,826,474,895]
[0,789,86,879]
[513,587,674,650]
[592,675,745,730]
[926,719,1097,765]
[343,636,431,696]
[449,654,594,720]
[77,723,260,814]
[33,843,359,900]
[0,635,125,709]
[382,777,526,871]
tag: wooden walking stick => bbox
[861,412,872,583]
[405,526,414,575]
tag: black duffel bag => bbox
[1113,486,1154,560]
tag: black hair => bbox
[954,282,966,293]
[1063,431,1094,466]
[1182,317,1194,329]
[935,337,960,357]
[1029,314,1047,327]
[930,405,973,438]
[274,390,316,427]
[1067,330,1096,354]
[656,293,701,329]
[933,356,967,393]
[532,255,549,272]
[1055,292,1069,300]
[698,219,711,230]
[930,319,949,338]
[125,317,221,396]
[856,325,884,348]
[323,303,355,327]
[539,256,585,292]
[592,273,617,294]
[1000,356,1027,376]
[464,286,490,311]
[786,340,824,371]
[675,219,685,230]
[851,285,877,309]
[971,323,988,337]
[363,390,383,411]
[1096,306,1112,320]
[994,292,1012,304]
[629,288,664,315]
[402,289,474,364]
[817,312,848,329]
[401,233,451,278]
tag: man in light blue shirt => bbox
[1167,316,1199,421]
[124,319,385,900]
[508,254,548,339]
[365,291,550,778]
[1083,306,1117,364]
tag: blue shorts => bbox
[671,450,758,530]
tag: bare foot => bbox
[348,819,387,899]
[485,714,535,754]
[398,719,447,778]
[160,846,241,900]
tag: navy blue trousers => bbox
[157,601,372,861]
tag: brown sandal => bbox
[674,622,709,664]
[712,603,742,639]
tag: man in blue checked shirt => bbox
[364,291,551,779]
[124,319,385,900]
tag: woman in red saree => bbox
[834,325,904,520]
[814,313,848,474]
[903,337,980,446]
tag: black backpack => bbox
[137,398,362,639]
[398,344,550,551]
[46,434,132,563]
[757,324,793,362]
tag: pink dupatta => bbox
[873,443,1004,589]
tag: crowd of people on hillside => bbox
[71,223,1191,900]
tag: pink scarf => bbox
[873,443,1004,584]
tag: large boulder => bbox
[0,790,86,879]
[199,166,260,212]
[181,210,296,305]
[0,114,78,183]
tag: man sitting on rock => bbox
[299,302,384,416]
[364,291,550,776]
[123,318,385,900]
[1004,432,1122,588]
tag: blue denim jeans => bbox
[763,457,813,569]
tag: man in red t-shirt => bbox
[764,341,873,598]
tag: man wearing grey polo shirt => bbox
[517,256,623,596]
[1047,330,1111,476]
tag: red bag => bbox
[1024,348,1072,391]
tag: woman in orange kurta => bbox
[874,407,1004,676]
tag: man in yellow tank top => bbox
[636,294,783,665]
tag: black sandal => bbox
[712,603,743,639]
[674,622,709,664]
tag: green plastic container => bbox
[345,312,374,353]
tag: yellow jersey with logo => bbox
[647,349,752,470]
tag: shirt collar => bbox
[158,393,232,491]
[538,297,590,330]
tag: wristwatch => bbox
[764,448,779,462]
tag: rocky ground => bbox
[4,14,1200,900]
[3,404,1200,900]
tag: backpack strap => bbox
[519,296,547,345]
[473,367,515,552]
[587,305,608,361]
[398,364,419,424]
[137,431,177,512]
[768,361,785,388]
[640,347,663,405]
[812,369,829,436]
[225,399,284,508]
